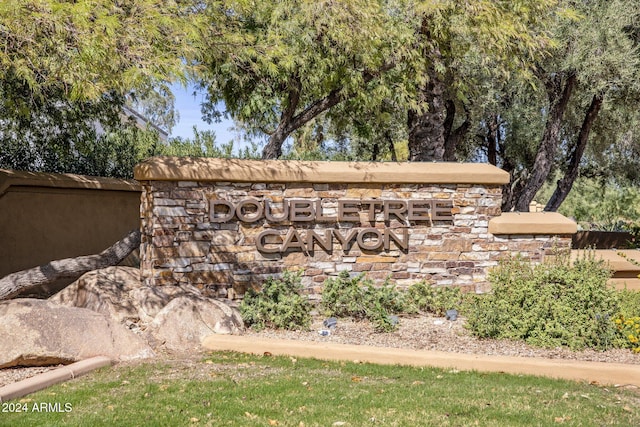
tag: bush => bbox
[614,289,640,352]
[614,315,640,353]
[617,288,640,318]
[405,281,463,316]
[465,253,619,350]
[239,271,312,331]
[321,271,404,332]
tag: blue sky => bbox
[169,83,237,144]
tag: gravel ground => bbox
[246,314,640,365]
[0,365,66,388]
[2,314,638,389]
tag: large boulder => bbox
[145,296,245,351]
[50,266,245,352]
[0,299,154,368]
[49,266,166,324]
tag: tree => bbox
[537,176,640,231]
[197,1,562,161]
[477,0,640,211]
[198,0,421,159]
[406,0,559,162]
[126,83,179,135]
[0,1,211,288]
[319,98,409,162]
[542,0,640,212]
[0,0,200,102]
[0,0,206,178]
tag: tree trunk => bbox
[443,100,470,162]
[371,140,380,161]
[407,17,447,163]
[545,93,603,211]
[443,99,456,161]
[0,230,141,301]
[513,73,576,212]
[262,77,302,160]
[262,126,289,159]
[407,66,447,162]
[386,130,398,162]
[486,114,499,166]
[500,155,523,212]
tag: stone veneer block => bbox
[488,212,577,235]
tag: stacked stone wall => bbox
[136,158,575,298]
[140,182,570,297]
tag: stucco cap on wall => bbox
[133,157,510,185]
[573,250,640,273]
[0,169,140,196]
[489,212,577,235]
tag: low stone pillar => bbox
[488,212,577,263]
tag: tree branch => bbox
[262,62,397,159]
[288,62,396,133]
[513,72,576,211]
[545,93,604,211]
[281,74,302,125]
[444,101,470,162]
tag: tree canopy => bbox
[0,0,203,177]
[473,0,640,211]
[0,0,199,101]
[4,0,640,216]
[197,0,421,159]
[196,0,560,161]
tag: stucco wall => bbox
[0,169,141,280]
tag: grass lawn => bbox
[1,351,638,426]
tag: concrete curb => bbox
[0,356,112,402]
[202,335,640,387]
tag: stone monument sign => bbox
[134,158,576,298]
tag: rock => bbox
[0,299,154,368]
[49,266,166,323]
[50,266,245,352]
[145,296,245,351]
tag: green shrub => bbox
[405,281,463,316]
[617,288,640,318]
[321,271,371,320]
[321,271,404,332]
[465,253,619,350]
[239,271,312,331]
